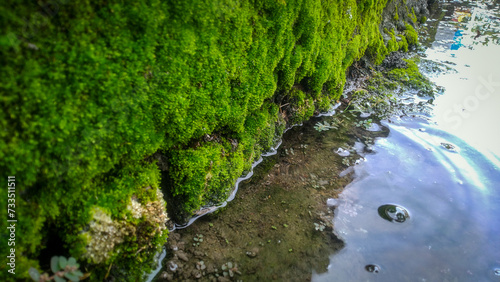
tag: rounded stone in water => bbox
[365,264,381,273]
[378,204,410,223]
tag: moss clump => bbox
[288,88,316,124]
[386,29,399,53]
[405,23,419,46]
[410,7,418,23]
[387,58,434,95]
[398,36,410,52]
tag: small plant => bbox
[221,262,241,278]
[284,147,296,155]
[314,222,326,232]
[196,260,206,270]
[193,234,204,246]
[314,121,333,132]
[299,144,308,155]
[355,119,373,130]
[314,117,342,132]
[271,225,277,230]
[29,256,84,282]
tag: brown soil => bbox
[156,110,389,282]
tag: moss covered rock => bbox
[0,0,428,280]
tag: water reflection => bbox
[317,1,500,281]
[315,118,500,281]
[377,204,410,223]
[365,264,381,274]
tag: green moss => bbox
[387,58,434,95]
[0,0,421,280]
[386,29,399,53]
[399,35,410,52]
[168,141,246,212]
[410,7,418,23]
[288,88,316,124]
[405,23,419,46]
[315,94,336,112]
[366,30,389,65]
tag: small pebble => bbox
[177,251,189,262]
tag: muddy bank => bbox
[157,113,390,281]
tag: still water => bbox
[315,1,500,281]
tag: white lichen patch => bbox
[127,188,169,235]
[142,188,169,236]
[83,188,169,264]
[82,207,135,264]
[127,198,143,219]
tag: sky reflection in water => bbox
[315,1,500,281]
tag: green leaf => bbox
[67,257,77,267]
[71,270,84,277]
[59,256,68,269]
[54,276,66,282]
[51,256,60,273]
[28,267,40,281]
[64,272,80,282]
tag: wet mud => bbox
[156,112,389,281]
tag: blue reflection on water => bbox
[314,118,500,281]
[315,1,500,281]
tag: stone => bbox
[177,251,189,262]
